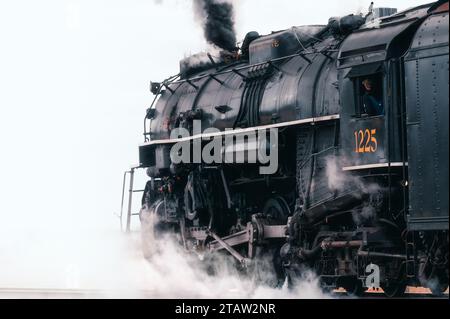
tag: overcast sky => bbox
[0,0,428,269]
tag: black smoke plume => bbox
[193,0,237,52]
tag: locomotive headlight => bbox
[150,81,161,95]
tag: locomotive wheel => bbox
[430,282,448,297]
[241,247,285,288]
[263,196,291,224]
[428,270,449,297]
[419,258,449,297]
[381,281,407,298]
[341,278,365,297]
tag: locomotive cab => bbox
[333,3,448,293]
[339,62,388,170]
[337,4,433,173]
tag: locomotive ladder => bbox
[405,231,417,278]
[118,166,145,233]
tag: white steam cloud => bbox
[325,156,383,225]
[0,221,328,298]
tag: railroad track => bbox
[0,287,447,299]
[333,289,449,299]
[0,288,158,299]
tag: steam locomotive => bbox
[136,1,449,296]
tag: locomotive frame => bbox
[124,0,449,297]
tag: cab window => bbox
[353,73,384,118]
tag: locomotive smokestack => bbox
[193,0,237,52]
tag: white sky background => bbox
[0,0,427,289]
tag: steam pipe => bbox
[299,238,406,261]
[303,191,367,225]
[207,53,218,69]
[298,239,363,260]
[163,83,175,94]
[358,250,407,259]
[153,48,338,90]
[323,240,363,249]
[298,245,323,260]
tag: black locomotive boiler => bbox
[134,1,449,296]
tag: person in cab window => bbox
[361,78,384,116]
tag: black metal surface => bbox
[338,5,431,68]
[341,116,387,167]
[248,26,325,65]
[404,10,449,231]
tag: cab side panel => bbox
[405,11,449,230]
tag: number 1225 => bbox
[354,129,378,153]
